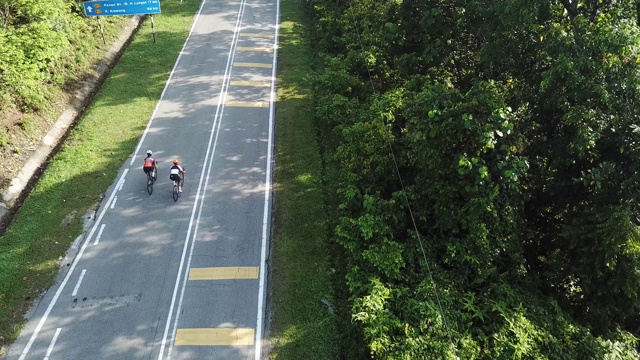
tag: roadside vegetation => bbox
[0,0,129,189]
[0,0,201,353]
[268,0,341,358]
[307,0,640,358]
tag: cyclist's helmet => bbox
[173,159,179,165]
[146,150,152,156]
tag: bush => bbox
[0,0,105,111]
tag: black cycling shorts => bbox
[169,173,181,182]
[143,166,154,173]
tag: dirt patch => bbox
[61,210,78,226]
[1,108,22,128]
[0,106,58,188]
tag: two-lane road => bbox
[6,0,279,358]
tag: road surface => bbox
[6,0,279,358]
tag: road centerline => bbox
[159,0,250,358]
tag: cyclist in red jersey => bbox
[142,150,157,180]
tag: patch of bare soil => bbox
[0,94,70,191]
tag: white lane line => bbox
[110,196,117,209]
[255,2,281,358]
[158,1,247,358]
[71,269,87,297]
[93,224,106,245]
[118,178,126,191]
[19,169,128,360]
[42,328,62,360]
[129,0,209,166]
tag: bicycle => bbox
[172,174,184,201]
[146,169,156,195]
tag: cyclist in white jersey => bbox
[169,159,186,193]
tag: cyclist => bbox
[169,159,186,193]
[143,150,157,181]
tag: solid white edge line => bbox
[129,0,209,166]
[158,1,246,358]
[164,1,248,357]
[93,223,106,245]
[18,169,128,360]
[118,178,125,191]
[42,327,62,360]
[255,1,280,358]
[71,269,87,297]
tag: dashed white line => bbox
[18,169,128,360]
[118,178,126,191]
[93,224,106,245]
[110,196,117,209]
[43,328,61,360]
[71,269,87,297]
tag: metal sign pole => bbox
[97,18,106,45]
[150,15,156,43]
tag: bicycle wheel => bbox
[172,182,179,201]
[147,173,154,195]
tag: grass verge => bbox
[269,0,339,358]
[0,0,201,352]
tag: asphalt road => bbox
[6,0,279,359]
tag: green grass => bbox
[0,0,201,352]
[268,0,339,358]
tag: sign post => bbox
[150,15,156,43]
[97,18,106,45]
[83,1,161,17]
[83,1,161,42]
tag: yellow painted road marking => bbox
[226,101,269,108]
[234,62,272,68]
[175,328,255,346]
[237,47,272,52]
[189,267,259,280]
[230,81,271,87]
[240,33,274,38]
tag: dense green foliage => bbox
[310,0,640,357]
[0,0,114,111]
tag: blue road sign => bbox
[83,0,161,17]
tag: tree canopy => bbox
[310,0,640,357]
